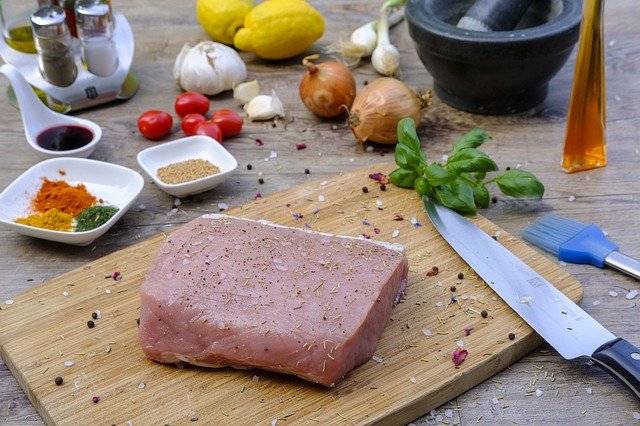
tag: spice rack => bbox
[0,12,138,113]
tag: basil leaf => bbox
[397,117,421,153]
[425,163,454,186]
[434,180,477,215]
[447,148,499,174]
[495,169,545,198]
[452,129,490,153]
[395,142,421,170]
[473,184,490,208]
[414,176,433,197]
[389,168,418,188]
[474,171,486,182]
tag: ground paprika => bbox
[32,178,98,216]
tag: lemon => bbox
[196,0,254,46]
[234,0,324,60]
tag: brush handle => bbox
[605,252,640,281]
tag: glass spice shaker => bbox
[31,5,77,87]
[75,0,117,77]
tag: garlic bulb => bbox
[173,41,247,96]
[233,80,261,104]
[244,91,285,121]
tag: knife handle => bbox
[591,338,640,398]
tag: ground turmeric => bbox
[15,208,74,231]
[32,178,98,216]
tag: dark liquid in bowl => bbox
[37,125,94,151]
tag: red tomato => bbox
[181,113,207,136]
[175,92,210,117]
[211,108,243,138]
[137,110,173,140]
[194,121,223,142]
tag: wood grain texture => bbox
[0,165,581,425]
[1,0,640,424]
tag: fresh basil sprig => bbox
[390,118,544,215]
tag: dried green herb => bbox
[75,205,119,232]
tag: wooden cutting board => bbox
[0,164,581,425]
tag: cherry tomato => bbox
[194,121,223,142]
[211,108,243,138]
[181,113,207,136]
[175,92,210,117]
[137,110,173,140]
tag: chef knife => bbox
[422,196,640,398]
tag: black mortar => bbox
[405,0,582,114]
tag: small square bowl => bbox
[136,135,238,197]
[0,158,144,246]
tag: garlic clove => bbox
[233,80,261,104]
[244,90,285,121]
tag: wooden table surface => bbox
[1,0,639,424]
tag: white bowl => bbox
[0,158,144,246]
[137,135,238,197]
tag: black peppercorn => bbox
[91,312,98,319]
[380,184,386,191]
[54,376,63,386]
[450,285,456,292]
[362,186,368,193]
[258,178,264,184]
[481,310,488,318]
[87,320,95,328]
[304,168,310,174]
[247,164,253,170]
[457,272,464,280]
[508,332,516,340]
[491,196,498,203]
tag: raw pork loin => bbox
[139,214,408,387]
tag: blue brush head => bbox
[521,214,618,268]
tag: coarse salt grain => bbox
[105,289,112,294]
[491,397,499,405]
[391,230,400,238]
[271,420,278,426]
[64,360,74,367]
[62,291,69,297]
[372,355,383,363]
[585,387,592,395]
[218,203,228,211]
[139,382,146,389]
[626,290,638,300]
[456,340,464,347]
[444,409,453,418]
[410,376,417,384]
[593,300,601,306]
[174,198,181,206]
[365,146,374,153]
[269,151,277,159]
[568,195,576,202]
[4,299,13,305]
[318,195,325,202]
[535,389,543,397]
[376,200,383,207]
[609,291,618,297]
[633,412,640,420]
[320,180,328,186]
[94,310,102,319]
[252,375,260,383]
[422,328,432,337]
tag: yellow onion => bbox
[299,54,356,118]
[348,77,430,144]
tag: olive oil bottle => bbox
[561,0,606,173]
[4,24,36,53]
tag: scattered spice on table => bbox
[75,205,119,232]
[32,178,98,216]
[54,376,63,386]
[457,272,464,279]
[508,332,516,340]
[157,159,221,184]
[481,310,488,318]
[87,320,95,328]
[15,208,74,231]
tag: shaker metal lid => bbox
[75,0,113,37]
[30,5,68,37]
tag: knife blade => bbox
[422,196,640,398]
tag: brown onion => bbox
[299,54,356,118]
[348,77,430,144]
